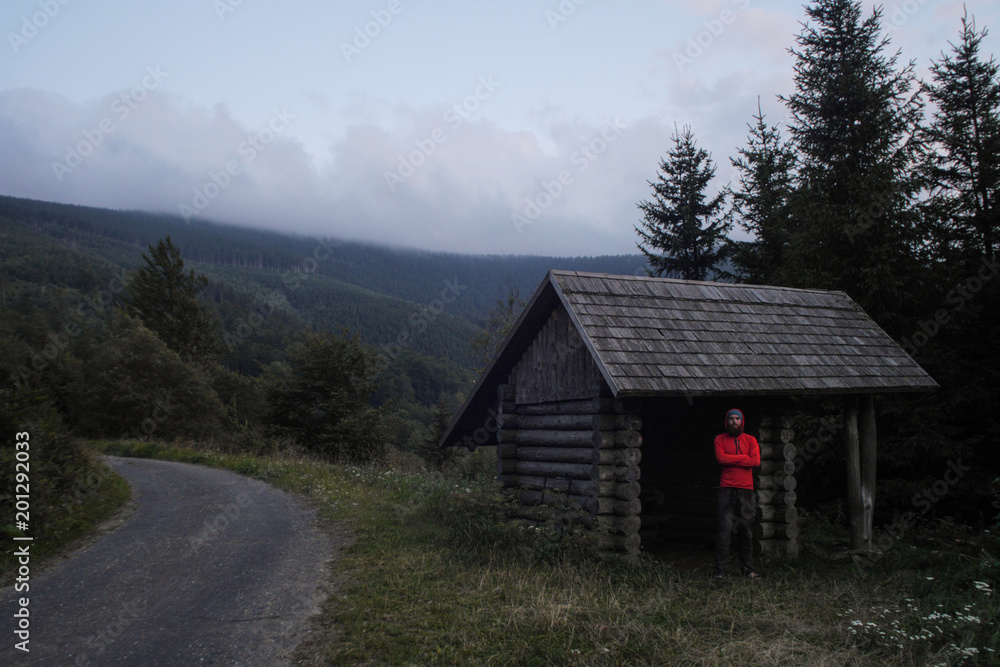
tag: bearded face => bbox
[726,413,744,436]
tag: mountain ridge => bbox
[0,194,646,369]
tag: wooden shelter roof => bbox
[554,271,936,395]
[441,271,937,447]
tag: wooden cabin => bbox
[440,271,937,557]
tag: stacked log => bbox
[497,396,642,556]
[605,411,641,555]
[754,415,800,558]
[495,384,516,475]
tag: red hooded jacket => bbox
[714,409,760,489]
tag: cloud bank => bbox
[0,85,693,256]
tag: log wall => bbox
[495,379,800,560]
[497,390,642,556]
[754,413,800,558]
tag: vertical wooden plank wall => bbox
[514,306,604,405]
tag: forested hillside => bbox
[0,195,642,324]
[0,195,645,454]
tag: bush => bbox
[264,330,387,463]
[68,314,227,441]
[0,388,129,571]
[442,445,496,483]
[418,479,520,556]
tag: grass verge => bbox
[91,440,998,665]
[1,447,131,583]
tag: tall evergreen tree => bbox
[635,126,730,280]
[897,11,1000,526]
[779,0,924,330]
[919,10,1000,266]
[726,101,797,284]
[123,236,220,362]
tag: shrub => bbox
[264,330,387,463]
[0,388,129,568]
[68,314,227,441]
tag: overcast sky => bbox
[1,1,997,256]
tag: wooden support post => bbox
[859,394,877,552]
[843,397,866,551]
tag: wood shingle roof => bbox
[440,270,936,447]
[552,271,937,396]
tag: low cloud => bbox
[0,86,692,256]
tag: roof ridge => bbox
[549,270,848,297]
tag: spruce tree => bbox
[727,102,796,284]
[919,10,1000,266]
[901,11,1000,525]
[124,236,220,362]
[635,125,730,280]
[779,0,923,330]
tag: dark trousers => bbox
[715,487,755,575]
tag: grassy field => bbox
[88,441,998,665]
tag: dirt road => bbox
[1,456,343,665]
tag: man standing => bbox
[713,408,761,578]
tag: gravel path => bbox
[1,456,344,665]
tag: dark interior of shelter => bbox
[636,396,769,555]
